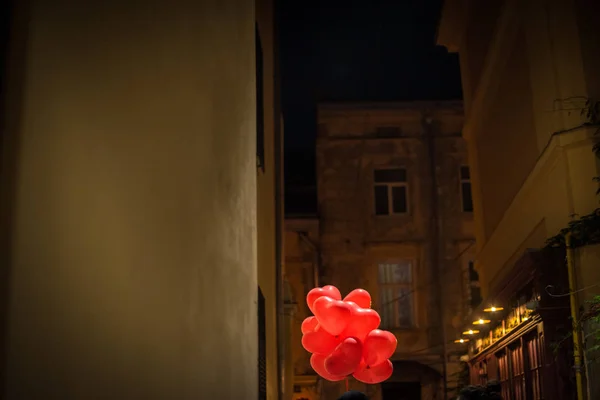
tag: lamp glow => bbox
[463,329,479,335]
[473,319,491,325]
[454,338,469,344]
[484,306,504,313]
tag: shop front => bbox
[463,248,575,400]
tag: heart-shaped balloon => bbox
[363,329,397,367]
[313,296,353,336]
[324,337,363,377]
[344,289,372,309]
[301,316,319,334]
[307,285,342,314]
[353,359,393,384]
[311,353,346,382]
[341,302,381,341]
[301,325,341,355]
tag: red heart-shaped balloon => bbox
[344,289,372,309]
[313,296,353,336]
[324,337,363,377]
[307,285,342,314]
[353,359,393,384]
[301,325,341,355]
[310,353,346,382]
[341,302,381,342]
[301,316,319,335]
[363,329,397,367]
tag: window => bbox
[255,23,265,170]
[378,261,414,328]
[374,168,408,215]
[460,166,473,212]
[510,345,526,400]
[258,287,266,400]
[497,351,511,400]
[527,334,544,400]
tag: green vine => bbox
[545,208,600,248]
[580,296,600,362]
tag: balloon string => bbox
[345,377,349,392]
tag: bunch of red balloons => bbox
[301,285,397,384]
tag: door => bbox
[381,382,421,400]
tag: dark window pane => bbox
[461,182,474,212]
[374,168,406,183]
[374,185,389,215]
[460,166,470,180]
[392,186,407,213]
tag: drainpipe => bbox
[424,114,449,400]
[565,233,585,400]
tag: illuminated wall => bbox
[0,0,260,398]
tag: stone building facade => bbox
[314,102,476,400]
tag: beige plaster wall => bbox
[1,1,258,398]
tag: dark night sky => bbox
[278,0,462,209]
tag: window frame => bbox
[373,167,409,216]
[377,260,417,329]
[459,165,473,213]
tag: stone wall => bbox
[315,102,474,399]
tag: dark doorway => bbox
[381,382,422,400]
